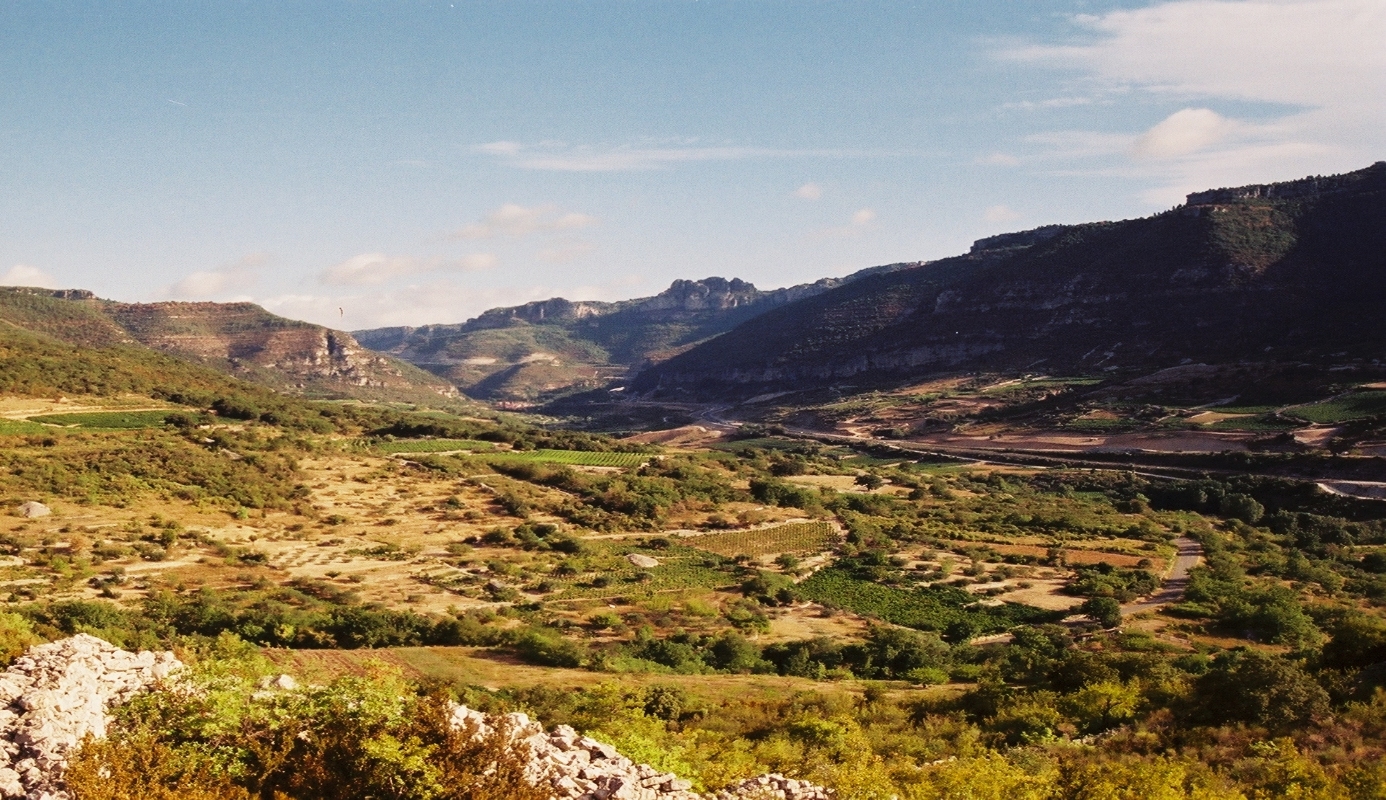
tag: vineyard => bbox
[1287,390,1386,423]
[370,438,497,454]
[485,449,651,467]
[26,409,174,429]
[688,521,838,558]
[796,568,1056,635]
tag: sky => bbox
[1,0,1382,330]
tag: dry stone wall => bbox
[0,634,181,800]
[0,636,830,800]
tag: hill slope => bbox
[634,161,1386,398]
[355,270,912,402]
[0,288,457,401]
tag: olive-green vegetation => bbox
[27,410,178,429]
[368,438,497,454]
[689,521,837,558]
[1289,391,1386,424]
[485,449,651,467]
[66,638,546,800]
[10,349,1386,797]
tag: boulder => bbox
[13,504,48,520]
[626,554,660,569]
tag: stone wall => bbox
[1,636,831,800]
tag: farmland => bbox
[484,449,651,467]
[26,409,174,429]
[687,521,838,558]
[796,567,1057,635]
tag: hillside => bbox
[356,270,913,402]
[0,288,457,402]
[633,161,1386,398]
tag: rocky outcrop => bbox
[449,705,832,800]
[5,636,829,800]
[1185,161,1385,206]
[0,634,182,800]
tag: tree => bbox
[854,474,885,491]
[1081,597,1122,629]
[1194,649,1331,731]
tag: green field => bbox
[689,521,838,558]
[370,438,497,454]
[1204,415,1300,432]
[1286,391,1386,423]
[26,409,174,429]
[485,449,651,467]
[797,568,1055,635]
[0,418,53,435]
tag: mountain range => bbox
[632,161,1386,399]
[354,267,913,402]
[8,161,1383,412]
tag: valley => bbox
[3,162,1386,798]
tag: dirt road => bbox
[1122,536,1203,615]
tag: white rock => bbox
[626,554,660,568]
[14,504,49,520]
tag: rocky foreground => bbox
[0,635,830,800]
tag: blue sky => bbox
[1,1,1382,329]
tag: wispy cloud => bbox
[166,253,268,299]
[977,153,1021,166]
[536,241,597,264]
[812,207,880,239]
[1000,0,1386,203]
[320,252,495,287]
[795,183,823,200]
[453,204,597,240]
[1130,108,1240,159]
[1,264,58,288]
[475,141,895,172]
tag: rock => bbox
[13,504,48,520]
[0,634,182,800]
[0,634,831,800]
[258,674,298,691]
[626,553,660,568]
[444,704,832,800]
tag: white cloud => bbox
[978,153,1021,166]
[1131,108,1238,159]
[453,204,598,240]
[984,205,1023,223]
[1,264,58,288]
[319,252,495,287]
[811,208,880,240]
[795,183,823,199]
[1002,96,1096,111]
[475,140,522,156]
[166,253,268,299]
[1003,0,1386,202]
[475,141,888,172]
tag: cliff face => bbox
[354,270,917,402]
[634,161,1386,398]
[0,290,457,400]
